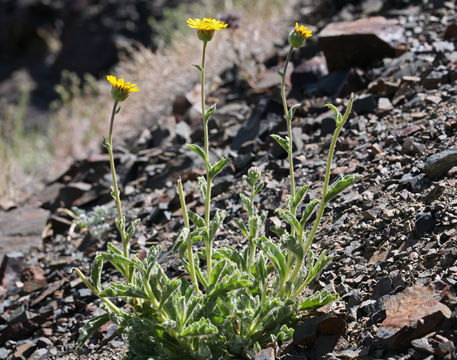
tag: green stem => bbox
[281,46,296,202]
[178,178,198,286]
[200,40,213,281]
[107,100,130,282]
[73,268,124,315]
[302,123,342,258]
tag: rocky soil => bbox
[1,0,457,359]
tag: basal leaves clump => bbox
[73,19,361,360]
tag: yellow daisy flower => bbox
[187,17,228,42]
[288,23,312,48]
[107,75,139,102]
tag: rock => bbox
[411,337,434,354]
[293,313,345,350]
[401,137,425,156]
[29,348,48,360]
[371,277,393,300]
[13,342,36,359]
[444,23,457,40]
[0,252,24,290]
[423,148,457,179]
[21,265,47,294]
[254,347,275,360]
[318,17,405,71]
[174,121,191,145]
[399,173,429,193]
[0,207,49,256]
[305,69,367,97]
[377,284,452,350]
[172,94,192,122]
[352,94,377,114]
[377,97,393,112]
[291,53,328,89]
[414,212,435,236]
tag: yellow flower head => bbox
[288,23,312,48]
[107,75,139,102]
[187,17,228,42]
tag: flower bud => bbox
[288,23,312,48]
[248,167,261,181]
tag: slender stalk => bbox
[107,100,130,282]
[281,46,295,202]
[200,40,213,280]
[302,123,342,258]
[178,178,198,285]
[74,268,124,315]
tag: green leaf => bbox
[209,157,230,179]
[276,209,299,234]
[198,176,207,202]
[277,68,284,78]
[293,185,309,210]
[107,243,123,255]
[159,279,180,310]
[240,193,252,216]
[125,218,140,243]
[208,272,252,297]
[249,216,259,240]
[325,103,342,125]
[172,227,190,254]
[187,144,208,164]
[270,225,287,238]
[324,174,362,204]
[297,290,338,311]
[261,237,287,280]
[207,210,225,243]
[282,234,303,260]
[255,254,267,283]
[96,252,135,267]
[180,318,217,337]
[234,218,249,238]
[99,282,148,299]
[271,134,290,153]
[204,103,217,122]
[77,313,111,347]
[90,257,103,292]
[288,103,301,121]
[193,64,203,72]
[188,210,205,229]
[253,181,264,197]
[300,199,320,227]
[209,259,227,285]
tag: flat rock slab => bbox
[0,206,48,257]
[377,284,452,350]
[423,148,457,179]
[318,16,405,71]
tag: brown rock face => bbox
[377,284,452,350]
[318,17,406,71]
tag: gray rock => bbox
[423,148,457,179]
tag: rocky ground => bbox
[1,0,457,359]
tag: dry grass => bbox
[1,0,298,206]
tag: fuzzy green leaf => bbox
[234,218,249,238]
[288,103,301,121]
[125,218,140,243]
[99,282,148,299]
[300,199,320,227]
[253,181,264,197]
[293,185,309,210]
[209,157,230,179]
[180,317,218,337]
[187,144,208,164]
[77,313,111,347]
[271,134,290,153]
[204,103,217,122]
[324,174,362,204]
[193,64,203,72]
[276,209,299,234]
[188,210,205,229]
[90,257,103,292]
[297,290,338,311]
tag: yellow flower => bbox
[107,75,139,102]
[187,17,228,42]
[288,23,312,48]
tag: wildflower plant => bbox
[73,21,362,360]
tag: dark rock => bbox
[0,252,24,290]
[305,69,367,97]
[444,23,457,40]
[293,313,345,348]
[21,265,47,294]
[174,121,191,145]
[401,137,425,156]
[377,284,452,350]
[318,17,405,71]
[172,94,192,122]
[358,298,386,324]
[352,94,377,114]
[423,148,457,179]
[414,212,435,236]
[291,53,328,89]
[372,277,393,300]
[399,173,430,193]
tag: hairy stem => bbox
[201,40,213,280]
[107,100,130,282]
[178,178,198,285]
